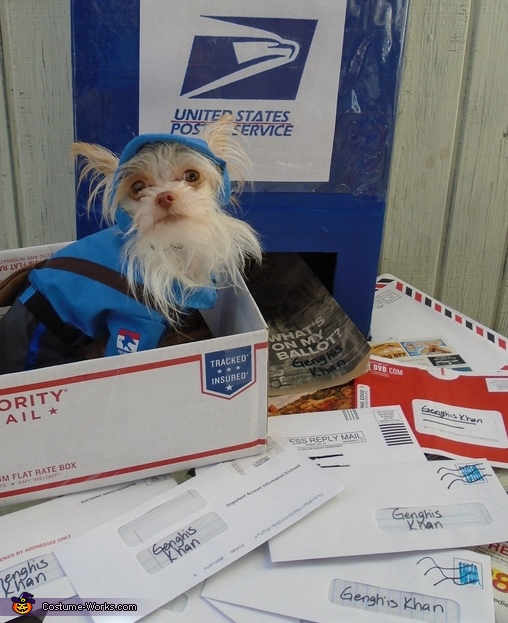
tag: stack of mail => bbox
[2,274,508,623]
[2,404,506,623]
[200,409,507,623]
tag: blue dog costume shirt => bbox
[0,133,229,372]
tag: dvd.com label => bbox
[203,346,254,398]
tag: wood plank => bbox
[438,1,508,330]
[0,20,20,251]
[496,254,508,335]
[1,0,75,248]
[380,0,472,296]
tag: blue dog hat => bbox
[117,133,231,206]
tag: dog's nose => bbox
[155,191,176,210]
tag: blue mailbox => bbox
[72,0,408,337]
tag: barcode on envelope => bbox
[342,409,360,421]
[378,422,414,445]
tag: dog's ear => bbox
[70,142,119,179]
[201,114,250,191]
[200,113,235,158]
[70,142,119,222]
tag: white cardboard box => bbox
[0,243,268,506]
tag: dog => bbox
[0,115,262,374]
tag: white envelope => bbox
[269,459,508,562]
[54,437,343,623]
[0,474,177,623]
[268,405,426,466]
[142,582,231,623]
[210,600,301,623]
[371,274,508,374]
[203,544,496,623]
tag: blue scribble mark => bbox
[437,463,490,489]
[417,556,482,587]
[458,562,480,586]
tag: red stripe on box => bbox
[0,354,202,396]
[0,437,267,499]
[0,342,269,397]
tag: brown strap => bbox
[0,256,146,309]
[43,257,145,303]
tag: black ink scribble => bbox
[422,418,464,429]
[437,463,490,489]
[308,454,349,468]
[417,556,481,587]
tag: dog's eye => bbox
[183,170,200,183]
[131,180,147,196]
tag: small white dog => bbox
[0,115,262,373]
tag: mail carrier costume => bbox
[0,133,230,374]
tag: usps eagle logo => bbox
[117,329,141,354]
[180,16,317,100]
[202,346,255,398]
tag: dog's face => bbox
[116,143,225,242]
[71,114,262,323]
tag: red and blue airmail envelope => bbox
[53,437,343,623]
[355,356,508,468]
[268,459,508,562]
[202,543,495,623]
[371,274,508,374]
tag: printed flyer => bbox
[472,543,508,623]
[247,253,370,396]
[371,336,472,371]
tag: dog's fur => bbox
[72,115,262,326]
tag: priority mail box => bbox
[0,243,268,506]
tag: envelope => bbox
[202,544,496,623]
[0,474,177,623]
[54,437,343,623]
[268,405,426,466]
[269,459,508,562]
[209,600,301,623]
[142,582,231,623]
[372,274,508,374]
[356,356,508,467]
